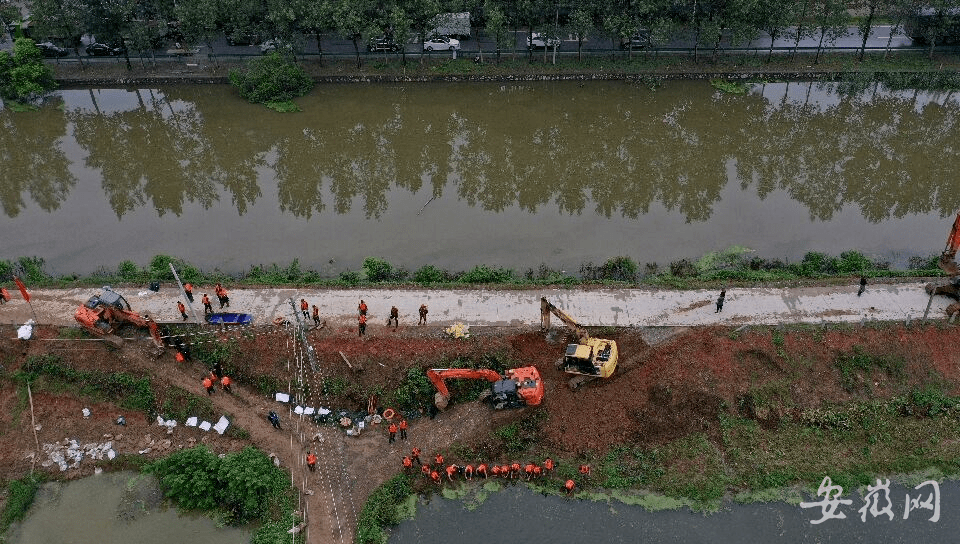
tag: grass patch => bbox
[15,355,156,416]
[0,474,44,535]
[835,346,905,393]
[356,473,413,544]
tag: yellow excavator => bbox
[540,297,618,390]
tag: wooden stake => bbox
[27,383,40,463]
[338,351,353,369]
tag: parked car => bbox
[619,32,651,49]
[227,34,259,46]
[423,36,460,51]
[527,32,560,49]
[367,37,401,52]
[259,39,292,54]
[36,41,69,57]
[86,42,126,56]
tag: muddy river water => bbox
[1,80,959,276]
[6,471,249,543]
[391,480,960,543]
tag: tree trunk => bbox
[858,4,875,61]
[315,32,324,67]
[352,37,361,68]
[815,29,825,63]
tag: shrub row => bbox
[0,248,943,290]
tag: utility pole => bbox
[169,263,200,323]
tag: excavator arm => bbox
[427,368,503,408]
[940,212,960,277]
[427,367,543,410]
[540,297,589,341]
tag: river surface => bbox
[6,471,250,543]
[391,480,960,544]
[2,80,959,276]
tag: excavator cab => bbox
[83,287,131,312]
[564,343,598,374]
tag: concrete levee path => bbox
[2,281,950,329]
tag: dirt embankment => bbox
[4,318,960,543]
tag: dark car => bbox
[367,37,401,52]
[86,42,126,56]
[619,32,651,49]
[37,42,69,57]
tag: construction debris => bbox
[41,439,115,471]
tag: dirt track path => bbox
[121,343,350,544]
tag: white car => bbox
[527,32,560,49]
[259,39,292,54]
[423,36,460,51]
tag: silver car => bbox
[423,36,460,51]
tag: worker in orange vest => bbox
[544,458,554,473]
[411,447,422,465]
[500,465,511,478]
[388,422,397,444]
[0,287,9,303]
[398,419,408,440]
[435,453,444,468]
[306,451,317,472]
[202,294,213,315]
[510,462,521,479]
[220,375,232,394]
[533,465,543,479]
[300,299,309,319]
[445,464,458,481]
[477,463,488,479]
[579,464,591,475]
[175,351,185,363]
[358,314,367,337]
[312,305,321,327]
[421,464,431,476]
[202,376,215,395]
[183,283,194,302]
[564,479,575,495]
[402,456,413,471]
[177,300,187,321]
[524,463,535,481]
[491,465,501,477]
[464,464,474,480]
[430,470,441,484]
[358,299,368,316]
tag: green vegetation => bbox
[0,246,938,291]
[0,474,44,536]
[229,51,314,111]
[15,355,157,416]
[356,473,413,544]
[834,346,905,393]
[0,38,56,105]
[146,446,300,542]
[710,79,750,94]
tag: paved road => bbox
[2,281,950,331]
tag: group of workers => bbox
[401,449,582,494]
[300,299,325,328]
[201,361,232,395]
[175,282,230,318]
[357,299,430,336]
[387,418,409,443]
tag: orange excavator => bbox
[926,212,960,315]
[427,366,544,410]
[74,286,164,349]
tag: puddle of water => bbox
[6,471,249,544]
